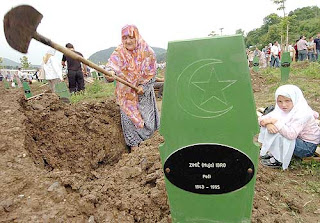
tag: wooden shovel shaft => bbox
[33,32,139,91]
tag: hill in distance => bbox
[88,47,167,65]
[1,57,20,67]
[0,57,41,69]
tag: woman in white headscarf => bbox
[42,48,63,92]
[258,85,320,169]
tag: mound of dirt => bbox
[250,71,266,93]
[53,133,171,223]
[291,61,310,69]
[17,92,170,222]
[21,94,126,174]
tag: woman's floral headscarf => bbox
[107,25,157,128]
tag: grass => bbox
[70,80,115,103]
[257,61,320,103]
[291,62,320,78]
[290,157,320,176]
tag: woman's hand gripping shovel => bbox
[3,5,139,92]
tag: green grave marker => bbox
[22,81,32,98]
[3,78,10,89]
[92,71,106,81]
[159,35,259,223]
[55,82,71,102]
[252,55,259,72]
[280,52,291,82]
[92,71,98,80]
[13,79,18,88]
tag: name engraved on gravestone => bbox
[164,144,255,194]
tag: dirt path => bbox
[0,79,319,223]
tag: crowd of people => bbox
[0,68,38,88]
[247,32,320,68]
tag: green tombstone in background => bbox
[55,82,71,102]
[252,55,259,72]
[22,81,32,98]
[92,71,106,81]
[3,78,10,89]
[159,35,259,223]
[92,71,98,80]
[281,52,291,82]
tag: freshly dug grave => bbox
[21,94,126,174]
[15,92,170,222]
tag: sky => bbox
[0,0,319,65]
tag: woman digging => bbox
[105,25,160,152]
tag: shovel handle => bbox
[33,32,139,91]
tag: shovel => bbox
[3,5,139,92]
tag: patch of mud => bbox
[51,133,171,223]
[250,71,266,93]
[21,94,126,173]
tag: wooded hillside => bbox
[245,6,320,48]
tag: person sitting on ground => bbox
[42,49,63,92]
[258,84,320,169]
[105,24,160,152]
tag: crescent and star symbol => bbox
[176,59,237,118]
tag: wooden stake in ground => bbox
[26,93,46,101]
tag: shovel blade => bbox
[3,5,43,53]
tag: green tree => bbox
[271,0,289,50]
[245,28,264,47]
[263,13,282,27]
[288,6,320,21]
[0,57,3,69]
[235,29,245,36]
[20,56,31,69]
[265,24,282,44]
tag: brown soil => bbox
[0,75,319,223]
